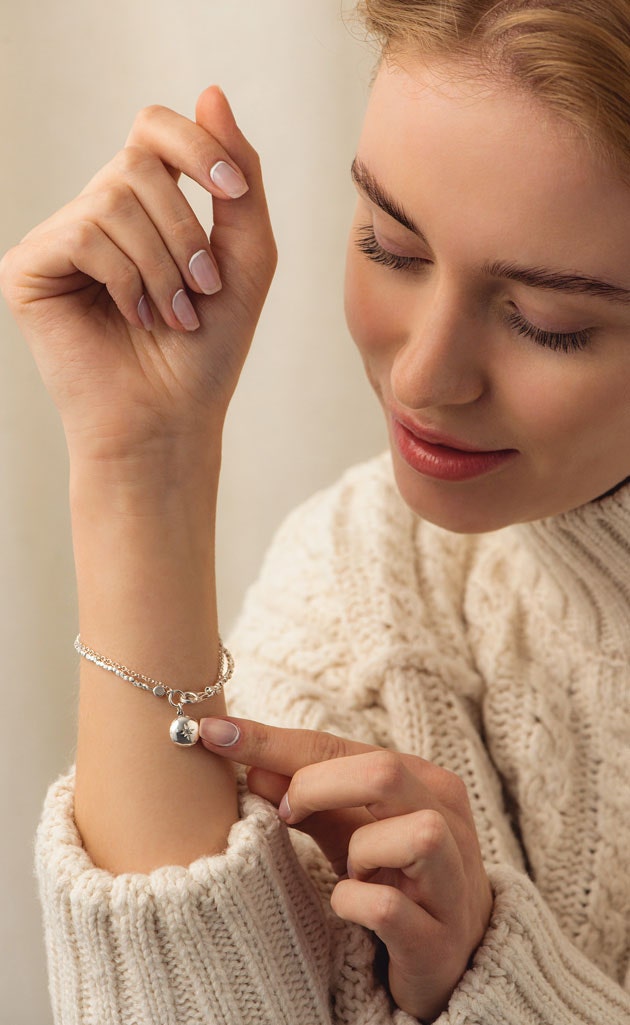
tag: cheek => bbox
[344,246,407,362]
[505,353,630,466]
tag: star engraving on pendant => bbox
[170,714,199,746]
[179,719,195,743]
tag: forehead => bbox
[358,60,630,278]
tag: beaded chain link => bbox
[74,634,234,746]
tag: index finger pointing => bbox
[198,716,381,776]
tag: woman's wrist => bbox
[68,437,224,691]
[68,438,239,872]
[68,435,223,519]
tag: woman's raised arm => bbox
[0,85,277,873]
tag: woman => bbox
[2,0,629,1022]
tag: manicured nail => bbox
[210,160,249,199]
[172,288,200,331]
[137,294,154,330]
[199,718,240,746]
[278,792,291,821]
[189,250,222,295]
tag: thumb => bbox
[195,85,274,255]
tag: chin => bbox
[390,452,525,534]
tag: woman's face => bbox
[345,59,630,532]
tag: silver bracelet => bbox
[74,634,234,747]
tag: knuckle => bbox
[133,103,167,131]
[260,235,278,276]
[371,886,403,931]
[311,730,345,763]
[368,750,405,794]
[414,809,450,857]
[141,248,180,287]
[114,145,156,178]
[247,721,274,760]
[166,211,199,248]
[69,218,99,252]
[96,182,136,221]
[439,768,469,810]
[115,259,141,293]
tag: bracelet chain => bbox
[73,634,234,746]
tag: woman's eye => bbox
[506,308,592,353]
[355,225,592,355]
[354,224,429,274]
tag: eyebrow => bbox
[350,156,630,305]
[351,157,424,238]
[482,260,630,305]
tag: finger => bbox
[15,169,219,333]
[6,220,147,331]
[194,86,275,263]
[331,878,442,967]
[68,186,205,333]
[283,749,436,825]
[83,158,223,330]
[333,880,457,1022]
[246,768,375,877]
[95,149,222,298]
[199,715,381,777]
[125,87,273,259]
[246,767,290,806]
[347,810,465,921]
[124,100,249,200]
[92,87,274,298]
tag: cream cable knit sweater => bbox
[36,453,630,1025]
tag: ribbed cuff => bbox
[35,768,333,1025]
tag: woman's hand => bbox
[199,716,493,1024]
[0,86,276,470]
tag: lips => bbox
[393,413,505,454]
[390,412,518,482]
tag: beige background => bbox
[0,2,387,1020]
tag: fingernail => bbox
[172,288,200,331]
[137,294,154,330]
[189,250,222,295]
[199,718,241,746]
[278,792,291,820]
[346,858,357,880]
[210,160,249,199]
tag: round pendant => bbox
[169,715,200,747]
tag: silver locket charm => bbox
[169,713,200,746]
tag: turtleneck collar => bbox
[516,481,630,660]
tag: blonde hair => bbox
[354,0,630,176]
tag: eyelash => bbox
[354,224,592,354]
[355,224,426,274]
[504,310,591,354]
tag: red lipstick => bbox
[391,414,518,482]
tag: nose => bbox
[390,284,487,412]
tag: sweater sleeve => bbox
[35,458,630,1024]
[225,458,630,1025]
[36,767,337,1025]
[439,864,630,1025]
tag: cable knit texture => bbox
[35,453,630,1023]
